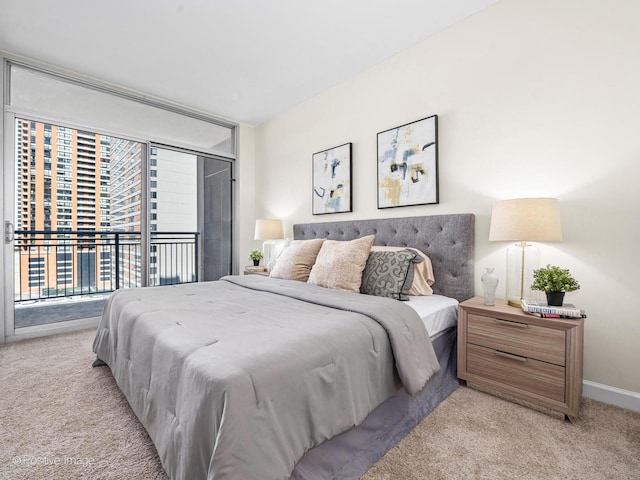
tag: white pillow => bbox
[308,235,375,292]
[269,238,325,282]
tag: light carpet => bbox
[0,328,638,480]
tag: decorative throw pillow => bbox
[360,250,421,300]
[370,246,434,295]
[307,235,375,292]
[269,238,325,282]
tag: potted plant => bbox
[531,264,580,306]
[249,249,264,266]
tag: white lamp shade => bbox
[254,219,284,241]
[489,198,563,242]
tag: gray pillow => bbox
[360,249,422,300]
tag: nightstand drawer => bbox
[466,343,565,402]
[467,313,565,366]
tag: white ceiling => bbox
[0,0,497,126]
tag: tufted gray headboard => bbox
[293,214,475,302]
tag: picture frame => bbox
[377,115,438,209]
[312,142,352,215]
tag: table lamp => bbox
[254,219,284,270]
[489,198,563,307]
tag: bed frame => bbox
[291,213,475,479]
[293,214,475,302]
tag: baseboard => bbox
[583,380,640,413]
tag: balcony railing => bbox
[14,229,199,303]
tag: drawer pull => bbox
[495,350,528,363]
[495,318,528,329]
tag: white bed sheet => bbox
[405,294,459,339]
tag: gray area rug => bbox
[0,328,638,479]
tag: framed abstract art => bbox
[312,142,352,215]
[377,115,438,209]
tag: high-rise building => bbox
[15,120,111,298]
[108,138,143,288]
[109,139,142,231]
[149,147,198,285]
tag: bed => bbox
[93,213,474,480]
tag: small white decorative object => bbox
[481,267,499,306]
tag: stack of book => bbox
[520,299,587,319]
[245,266,268,273]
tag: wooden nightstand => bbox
[457,297,584,421]
[243,266,269,276]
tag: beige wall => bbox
[254,0,640,393]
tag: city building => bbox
[15,120,112,299]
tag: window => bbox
[28,257,45,287]
[56,252,73,285]
[7,59,237,330]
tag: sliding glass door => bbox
[6,118,146,332]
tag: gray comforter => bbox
[93,275,439,480]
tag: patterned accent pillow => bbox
[308,235,375,292]
[360,249,420,300]
[269,238,325,282]
[370,246,434,295]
